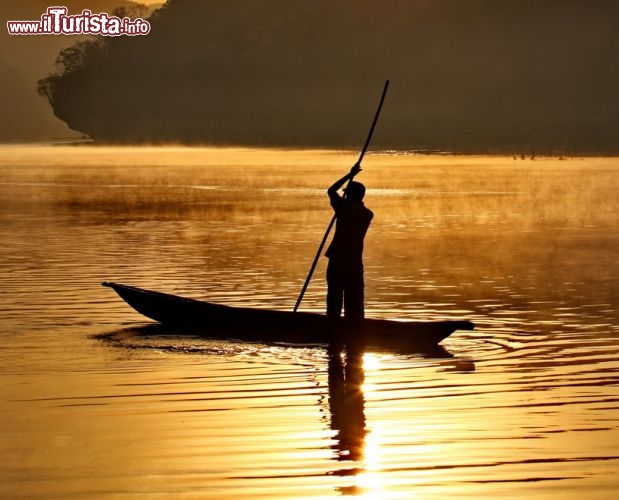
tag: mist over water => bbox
[0,146,617,498]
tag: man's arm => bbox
[328,164,362,202]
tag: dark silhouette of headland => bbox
[38,0,619,154]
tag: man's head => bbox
[344,181,366,201]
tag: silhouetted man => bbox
[326,164,373,321]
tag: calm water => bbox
[0,146,617,499]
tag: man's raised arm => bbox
[328,164,362,200]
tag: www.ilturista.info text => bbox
[7,6,151,36]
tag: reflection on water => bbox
[328,347,366,466]
[0,146,618,498]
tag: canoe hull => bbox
[102,282,475,350]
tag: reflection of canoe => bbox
[102,282,474,350]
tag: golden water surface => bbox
[0,146,617,499]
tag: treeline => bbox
[38,0,619,153]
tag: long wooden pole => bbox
[293,80,390,312]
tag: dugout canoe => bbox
[102,282,474,350]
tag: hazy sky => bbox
[0,1,161,142]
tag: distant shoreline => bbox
[1,140,617,158]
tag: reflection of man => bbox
[326,164,374,321]
[328,346,366,462]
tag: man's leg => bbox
[344,268,365,321]
[326,259,344,318]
